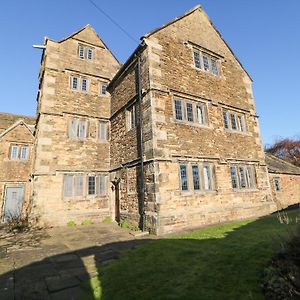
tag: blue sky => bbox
[0,0,299,146]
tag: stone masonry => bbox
[0,5,299,234]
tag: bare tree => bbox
[266,137,300,166]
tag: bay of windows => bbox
[193,49,220,76]
[229,164,256,190]
[64,174,107,198]
[223,110,246,132]
[174,99,207,126]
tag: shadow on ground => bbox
[0,211,298,300]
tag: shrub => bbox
[81,219,94,226]
[6,215,29,233]
[67,220,77,228]
[120,219,139,231]
[102,216,112,223]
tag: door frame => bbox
[2,183,25,223]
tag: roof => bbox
[0,112,36,134]
[142,4,252,82]
[265,153,300,175]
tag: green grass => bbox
[81,211,300,300]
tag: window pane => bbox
[238,166,247,188]
[88,176,96,195]
[246,166,255,189]
[99,122,107,140]
[203,55,210,71]
[69,119,78,138]
[87,48,93,60]
[223,111,229,129]
[186,103,194,122]
[211,58,219,75]
[78,120,86,139]
[203,165,212,190]
[274,177,281,192]
[64,175,73,197]
[230,113,237,130]
[78,46,85,59]
[238,115,245,132]
[71,77,78,89]
[175,100,183,120]
[75,176,84,196]
[20,146,28,160]
[101,84,107,95]
[197,104,206,125]
[81,79,88,91]
[193,50,201,68]
[180,164,188,191]
[230,165,238,189]
[192,165,201,190]
[99,175,106,196]
[11,146,19,160]
[128,105,137,129]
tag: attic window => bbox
[78,44,94,60]
[193,48,220,76]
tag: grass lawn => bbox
[81,211,300,300]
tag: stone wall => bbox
[0,123,34,221]
[269,173,300,210]
[31,25,120,226]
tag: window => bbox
[230,113,237,130]
[174,99,183,120]
[174,99,207,126]
[179,164,188,191]
[10,145,29,160]
[100,83,107,95]
[64,174,107,198]
[223,111,229,129]
[99,175,106,196]
[193,48,220,76]
[10,145,19,160]
[70,76,89,92]
[88,176,96,195]
[78,45,85,59]
[223,110,246,132]
[20,146,28,160]
[68,119,87,139]
[71,76,78,90]
[78,45,94,60]
[64,175,73,197]
[230,165,238,189]
[196,104,206,125]
[203,165,213,191]
[186,102,194,122]
[246,166,255,189]
[81,78,88,92]
[87,48,93,60]
[127,104,137,130]
[274,177,281,192]
[99,121,107,141]
[203,55,209,71]
[193,50,201,69]
[238,166,247,189]
[192,165,201,190]
[211,58,219,75]
[230,164,256,190]
[237,115,246,132]
[75,176,84,196]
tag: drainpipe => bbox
[136,54,145,231]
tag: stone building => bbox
[266,153,300,211]
[0,5,299,234]
[0,113,35,222]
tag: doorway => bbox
[3,186,24,223]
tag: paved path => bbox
[0,223,149,299]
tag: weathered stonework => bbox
[0,6,299,233]
[0,114,35,221]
